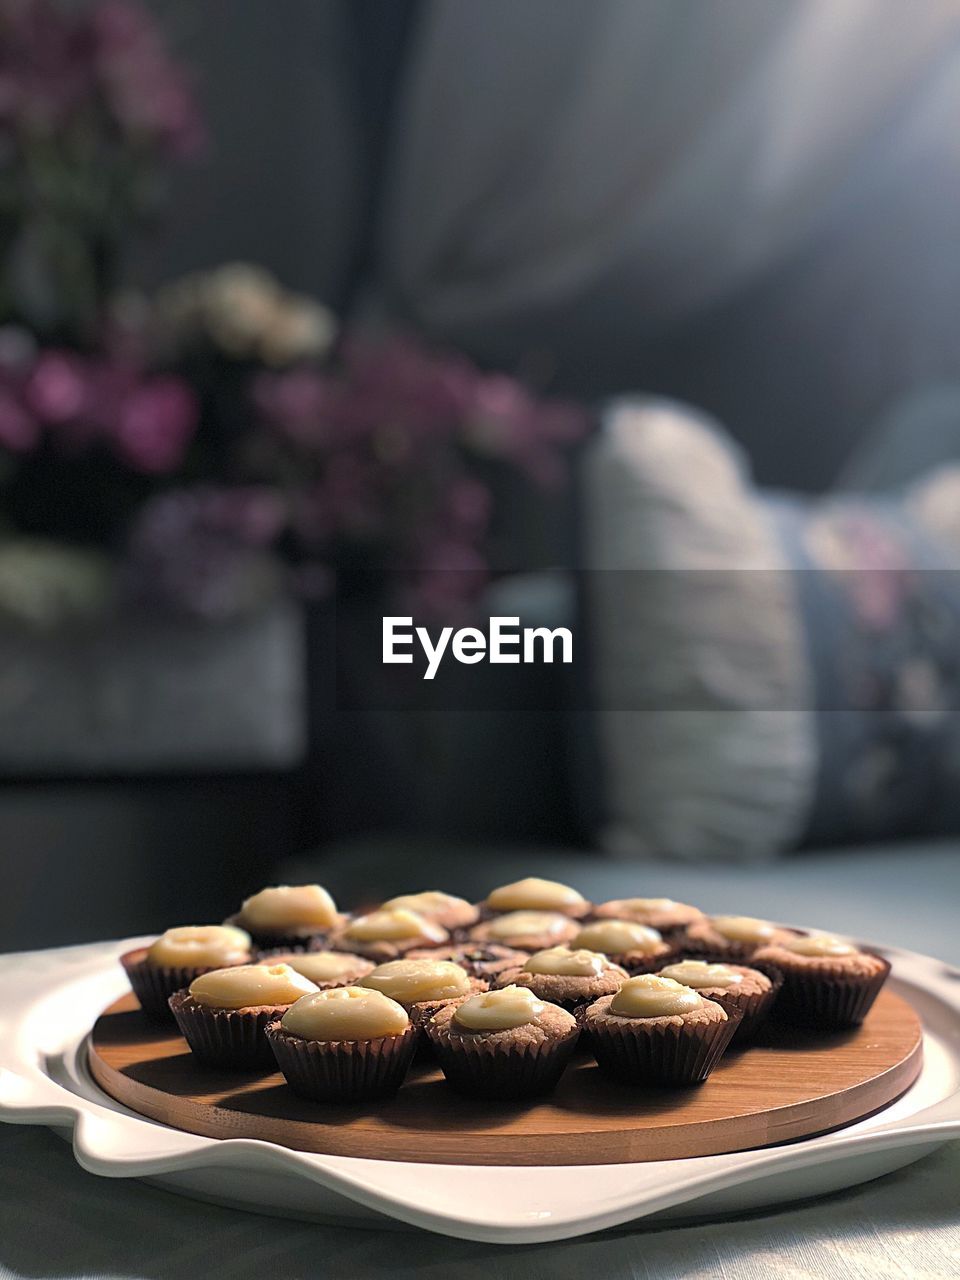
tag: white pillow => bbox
[583,397,817,860]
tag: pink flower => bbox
[114,375,198,473]
[25,351,88,422]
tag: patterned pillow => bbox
[584,397,960,859]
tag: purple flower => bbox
[123,486,286,618]
[408,541,489,620]
[91,1,205,157]
[0,389,39,452]
[446,477,491,535]
[113,375,198,473]
[254,368,335,447]
[0,0,203,156]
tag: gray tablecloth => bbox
[3,839,960,1279]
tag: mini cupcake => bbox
[751,934,891,1028]
[266,987,418,1102]
[357,957,484,1030]
[570,920,672,973]
[330,908,449,960]
[494,946,627,1012]
[380,891,479,933]
[260,950,376,989]
[468,910,580,951]
[658,959,779,1042]
[679,915,799,963]
[225,884,344,952]
[121,925,253,1021]
[169,963,318,1069]
[582,975,739,1085]
[482,876,590,920]
[591,897,704,936]
[406,943,530,980]
[426,985,579,1099]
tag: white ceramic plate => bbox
[1,938,959,1244]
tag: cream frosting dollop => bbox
[609,975,706,1018]
[453,984,545,1031]
[267,951,373,984]
[358,958,473,1005]
[147,925,251,969]
[613,897,681,913]
[524,946,607,977]
[280,986,410,1041]
[485,877,586,913]
[189,963,318,1009]
[784,934,858,957]
[660,960,743,989]
[572,920,663,955]
[381,891,473,919]
[709,915,777,944]
[342,908,447,945]
[240,884,338,930]
[484,911,572,942]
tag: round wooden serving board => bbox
[88,990,922,1166]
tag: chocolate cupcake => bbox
[751,934,891,1028]
[330,908,449,961]
[266,987,418,1102]
[468,910,580,951]
[169,963,318,1069]
[582,975,739,1085]
[482,876,590,920]
[121,925,252,1022]
[426,985,579,1099]
[259,950,376,989]
[679,915,798,963]
[225,884,344,953]
[406,943,530,981]
[495,946,627,1012]
[357,957,486,1030]
[658,959,779,1042]
[380,891,479,933]
[570,920,672,973]
[591,897,704,936]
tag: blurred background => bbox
[4,0,960,950]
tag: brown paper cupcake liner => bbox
[168,992,285,1070]
[407,945,530,979]
[770,958,891,1029]
[675,938,764,964]
[407,994,480,1062]
[121,952,229,1023]
[657,925,701,943]
[408,990,482,1032]
[586,1008,742,1085]
[617,947,676,976]
[266,1023,418,1102]
[708,973,782,1043]
[426,1023,580,1099]
[253,935,334,957]
[494,969,626,1014]
[222,914,334,957]
[448,925,481,944]
[329,935,450,963]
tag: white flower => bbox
[155,263,338,364]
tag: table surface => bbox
[3,838,960,1280]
